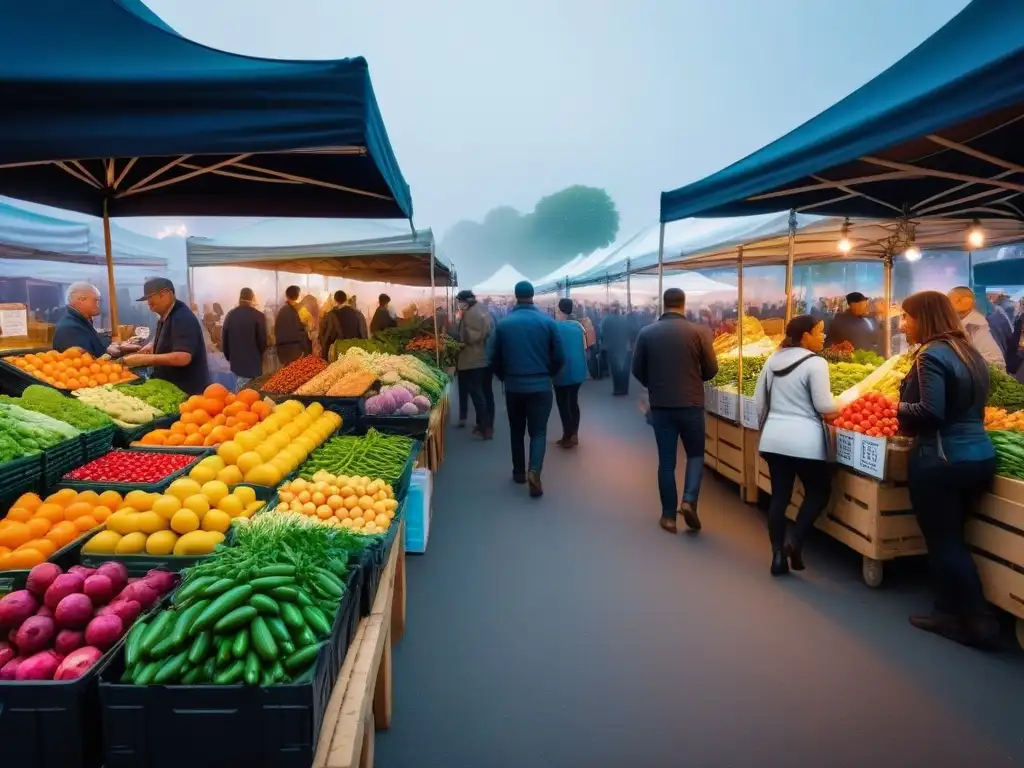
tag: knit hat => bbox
[514,281,535,300]
[558,298,574,315]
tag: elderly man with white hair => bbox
[52,282,117,358]
[948,286,1006,370]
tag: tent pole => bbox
[430,240,439,367]
[656,222,666,314]
[883,254,893,358]
[967,250,974,291]
[187,267,195,307]
[626,258,632,313]
[736,246,745,444]
[102,198,120,338]
[784,209,796,324]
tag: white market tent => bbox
[534,229,651,295]
[186,218,453,287]
[472,264,530,295]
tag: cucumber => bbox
[148,632,180,660]
[325,558,348,577]
[280,602,305,630]
[231,627,250,660]
[302,605,332,637]
[173,576,218,605]
[260,668,276,685]
[249,594,280,616]
[214,659,245,685]
[171,599,210,649]
[244,650,261,685]
[270,586,312,606]
[295,625,318,648]
[254,564,296,578]
[250,616,278,663]
[133,660,161,686]
[125,619,148,669]
[154,651,189,685]
[270,660,286,683]
[248,576,295,592]
[280,640,296,656]
[181,666,203,685]
[139,611,175,658]
[202,577,240,598]
[283,642,326,673]
[311,569,344,599]
[216,635,233,665]
[191,585,253,635]
[266,616,291,645]
[202,658,217,682]
[188,629,213,666]
[214,606,258,634]
[120,665,136,684]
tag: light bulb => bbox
[968,226,985,249]
[837,237,852,254]
[904,246,922,262]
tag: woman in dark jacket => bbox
[898,291,998,648]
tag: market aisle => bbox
[376,382,1024,768]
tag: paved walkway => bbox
[377,382,1024,768]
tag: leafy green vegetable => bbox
[990,430,1024,479]
[113,379,187,415]
[828,362,877,396]
[0,384,111,431]
[0,403,75,458]
[987,365,1024,410]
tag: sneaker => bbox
[527,471,543,498]
[679,502,701,532]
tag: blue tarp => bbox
[660,0,1024,223]
[0,0,413,220]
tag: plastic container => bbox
[112,414,176,448]
[0,348,54,396]
[357,500,404,616]
[0,528,98,594]
[261,391,366,432]
[82,425,116,462]
[392,440,421,501]
[43,437,86,488]
[98,584,360,768]
[359,411,430,439]
[127,444,216,456]
[56,449,202,494]
[403,468,432,554]
[0,453,43,510]
[77,526,237,577]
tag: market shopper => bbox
[53,282,118,358]
[370,293,398,335]
[455,290,495,439]
[579,314,598,379]
[601,304,632,395]
[948,286,1005,370]
[319,290,367,359]
[221,287,268,391]
[274,286,312,367]
[490,281,565,497]
[122,278,210,395]
[553,298,588,447]
[898,291,998,648]
[826,291,881,352]
[632,288,717,533]
[754,315,838,575]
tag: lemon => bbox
[189,464,217,484]
[217,440,244,466]
[200,480,229,506]
[236,451,262,475]
[115,531,148,554]
[306,401,324,418]
[151,494,182,521]
[136,510,169,534]
[171,508,200,534]
[83,530,122,554]
[174,530,225,555]
[232,485,257,506]
[167,477,203,501]
[374,513,390,528]
[245,463,281,487]
[234,431,259,453]
[124,490,154,511]
[106,511,139,535]
[198,455,226,472]
[202,509,232,534]
[145,530,179,555]
[217,495,244,518]
[216,464,244,485]
[245,501,264,517]
[255,442,277,462]
[182,494,210,520]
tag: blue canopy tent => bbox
[0,0,414,330]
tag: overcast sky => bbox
[128,0,968,243]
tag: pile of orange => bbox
[0,489,117,570]
[6,347,136,390]
[137,384,271,448]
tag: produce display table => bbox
[703,413,760,503]
[417,392,449,473]
[970,476,1024,649]
[315,521,407,768]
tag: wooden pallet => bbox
[704,412,718,471]
[715,419,745,487]
[969,476,1024,649]
[316,522,407,768]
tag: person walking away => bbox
[274,286,312,367]
[898,291,998,648]
[319,290,367,359]
[455,290,495,439]
[221,288,268,392]
[825,291,880,353]
[985,292,1017,371]
[601,303,631,395]
[53,282,119,358]
[579,313,598,379]
[490,281,565,497]
[553,298,587,447]
[370,293,398,335]
[754,315,837,575]
[947,286,1005,370]
[632,288,717,533]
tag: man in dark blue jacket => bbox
[490,281,565,497]
[53,282,114,358]
[221,288,268,391]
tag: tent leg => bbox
[656,222,666,314]
[102,199,120,338]
[430,242,439,367]
[883,254,893,358]
[784,210,796,324]
[626,258,632,313]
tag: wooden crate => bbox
[704,413,718,471]
[715,419,745,486]
[969,476,1024,649]
[316,524,407,768]
[417,394,450,473]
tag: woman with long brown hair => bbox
[899,291,997,648]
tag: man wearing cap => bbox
[121,278,210,395]
[221,288,268,391]
[825,292,880,353]
[455,289,495,438]
[489,281,566,497]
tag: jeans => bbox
[650,407,705,518]
[457,371,470,421]
[608,349,631,395]
[554,384,581,438]
[587,346,600,379]
[464,367,495,431]
[506,390,554,475]
[761,452,832,552]
[909,455,995,617]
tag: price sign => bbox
[741,396,759,430]
[0,308,27,338]
[835,429,856,466]
[855,434,887,479]
[718,391,738,422]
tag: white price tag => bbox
[0,308,28,338]
[835,429,856,466]
[717,391,738,422]
[855,434,887,479]
[704,384,716,413]
[740,395,759,430]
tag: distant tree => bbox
[527,186,619,260]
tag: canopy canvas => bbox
[186,219,451,287]
[659,0,1024,224]
[533,229,652,295]
[473,264,530,295]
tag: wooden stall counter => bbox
[969,476,1024,649]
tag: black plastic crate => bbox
[82,425,116,462]
[0,349,54,397]
[357,503,404,617]
[55,449,202,494]
[261,391,366,432]
[77,525,237,578]
[0,453,43,495]
[325,566,362,680]
[112,415,176,448]
[359,412,430,439]
[392,440,421,501]
[126,444,215,456]
[42,438,86,488]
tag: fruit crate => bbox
[357,499,404,617]
[82,425,116,462]
[0,529,98,595]
[112,414,176,448]
[359,411,430,439]
[0,453,43,511]
[97,583,360,768]
[42,438,87,488]
[55,449,203,495]
[77,527,237,578]
[127,444,216,456]
[324,565,362,682]
[393,440,421,501]
[0,348,54,397]
[260,391,366,431]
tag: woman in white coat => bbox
[754,315,838,576]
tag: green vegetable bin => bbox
[113,414,176,448]
[82,425,117,462]
[55,449,203,494]
[0,453,43,509]
[43,437,87,487]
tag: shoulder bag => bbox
[760,353,835,462]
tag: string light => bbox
[967,219,985,249]
[836,218,852,253]
[904,245,922,262]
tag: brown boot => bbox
[569,434,579,447]
[659,516,677,534]
[679,502,701,532]
[527,471,543,498]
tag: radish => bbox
[119,581,158,609]
[96,562,128,594]
[16,650,61,681]
[106,599,141,626]
[0,590,38,629]
[0,656,25,680]
[26,563,62,599]
[143,569,177,595]
[54,594,93,629]
[14,616,55,655]
[0,641,14,668]
[35,605,53,619]
[53,647,103,681]
[44,573,85,610]
[54,629,86,656]
[68,565,96,579]
[85,615,123,650]
[83,574,115,605]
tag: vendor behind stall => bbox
[122,278,210,395]
[53,282,119,358]
[825,291,880,352]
